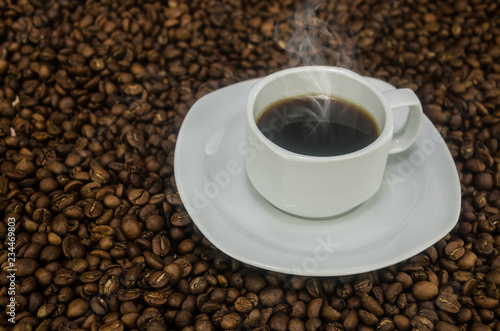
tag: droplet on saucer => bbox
[205,127,227,155]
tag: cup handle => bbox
[382,89,423,154]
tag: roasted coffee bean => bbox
[343,309,359,330]
[152,234,171,256]
[319,307,338,326]
[306,278,324,298]
[268,312,289,331]
[377,317,396,331]
[354,277,373,297]
[117,288,141,302]
[91,225,114,242]
[148,271,170,289]
[5,168,27,181]
[51,192,78,212]
[234,296,253,313]
[120,215,142,240]
[143,291,169,307]
[90,296,108,315]
[84,199,104,218]
[189,276,209,295]
[99,274,120,296]
[436,292,461,314]
[62,235,86,259]
[128,188,150,205]
[361,294,384,317]
[39,177,58,192]
[53,269,77,287]
[98,320,124,331]
[445,241,465,261]
[90,166,111,184]
[385,282,403,304]
[474,295,499,309]
[393,314,410,330]
[37,303,56,319]
[16,258,38,277]
[307,298,325,318]
[67,298,89,318]
[259,286,285,307]
[245,273,267,293]
[80,270,103,284]
[359,309,378,326]
[412,281,439,301]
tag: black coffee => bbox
[256,95,379,156]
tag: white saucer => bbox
[174,77,461,276]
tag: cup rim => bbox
[246,65,394,162]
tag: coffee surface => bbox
[257,95,379,156]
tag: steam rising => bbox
[271,0,359,145]
[274,0,355,68]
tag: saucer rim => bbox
[174,77,461,276]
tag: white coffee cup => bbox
[245,66,423,218]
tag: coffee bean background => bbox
[0,0,499,330]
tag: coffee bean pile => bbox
[0,0,499,330]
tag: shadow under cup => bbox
[246,67,394,218]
